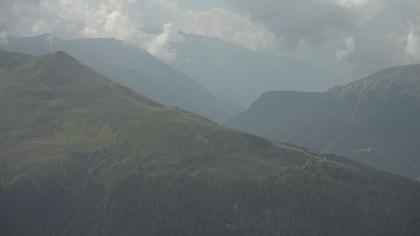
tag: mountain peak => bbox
[1,50,114,101]
[329,64,420,98]
[32,33,58,43]
[52,50,70,56]
[35,50,86,70]
[46,50,75,60]
[379,63,420,73]
[227,63,420,179]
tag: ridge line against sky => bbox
[1,0,419,74]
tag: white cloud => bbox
[337,0,368,8]
[180,7,279,51]
[336,37,355,61]
[145,23,184,61]
[406,29,420,63]
[3,0,418,71]
[0,0,280,60]
[145,0,178,12]
[230,0,420,72]
[0,0,182,61]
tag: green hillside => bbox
[0,35,238,123]
[1,50,420,236]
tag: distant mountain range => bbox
[169,33,346,107]
[226,64,420,179]
[0,33,348,118]
[0,34,238,122]
[1,49,420,235]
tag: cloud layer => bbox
[0,0,184,61]
[181,7,278,51]
[1,0,419,72]
[230,0,420,73]
[0,0,278,61]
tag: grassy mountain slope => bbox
[0,34,237,122]
[1,50,420,236]
[226,65,420,179]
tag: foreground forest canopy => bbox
[0,50,420,236]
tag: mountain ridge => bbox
[226,64,420,179]
[0,34,238,122]
[169,32,345,107]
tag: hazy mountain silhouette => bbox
[226,64,420,179]
[170,33,346,107]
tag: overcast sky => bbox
[1,0,419,74]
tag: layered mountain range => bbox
[226,64,420,179]
[170,33,344,107]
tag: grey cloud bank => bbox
[230,0,420,73]
[1,0,419,74]
[0,0,276,61]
